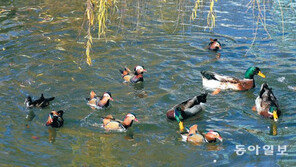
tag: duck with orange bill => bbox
[119,65,147,83]
[102,113,138,131]
[201,67,266,95]
[46,110,64,128]
[254,83,281,121]
[86,91,113,109]
[208,38,222,51]
[166,93,207,131]
[181,124,223,144]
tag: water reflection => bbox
[25,110,35,128]
[48,127,57,143]
[269,122,278,136]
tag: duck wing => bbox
[259,83,279,107]
[201,71,240,83]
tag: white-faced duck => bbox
[166,93,207,131]
[86,91,113,109]
[208,38,222,51]
[46,110,64,128]
[181,124,223,144]
[25,94,55,108]
[119,65,147,83]
[102,113,138,131]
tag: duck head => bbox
[134,66,147,75]
[123,113,138,128]
[204,130,223,143]
[208,39,222,51]
[188,124,198,135]
[269,105,279,122]
[24,96,33,107]
[245,67,266,79]
[103,92,114,101]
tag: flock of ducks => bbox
[24,39,280,145]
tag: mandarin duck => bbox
[119,65,147,83]
[166,93,207,131]
[201,67,266,94]
[46,110,64,128]
[254,83,280,121]
[102,113,138,131]
[181,124,223,144]
[86,91,113,109]
[208,38,222,51]
[25,94,55,108]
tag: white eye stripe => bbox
[135,66,143,71]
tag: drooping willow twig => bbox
[191,0,217,30]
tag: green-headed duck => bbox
[119,65,147,83]
[25,94,55,108]
[201,67,266,94]
[166,93,207,131]
[254,83,280,121]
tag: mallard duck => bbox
[181,124,223,144]
[86,91,113,109]
[208,38,222,51]
[166,93,207,131]
[102,113,138,131]
[119,65,147,83]
[25,94,55,108]
[254,83,280,121]
[201,67,266,93]
[46,110,64,128]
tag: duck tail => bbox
[197,93,207,103]
[201,71,218,80]
[47,97,55,102]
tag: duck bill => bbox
[46,116,53,126]
[134,118,138,122]
[217,136,223,142]
[110,97,114,101]
[258,71,266,78]
[273,110,278,122]
[179,121,184,132]
[143,69,147,72]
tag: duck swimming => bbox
[201,67,266,94]
[166,93,207,131]
[102,113,138,131]
[86,91,113,109]
[119,65,147,83]
[254,83,280,121]
[181,124,223,144]
[208,38,222,51]
[46,110,64,128]
[25,94,55,108]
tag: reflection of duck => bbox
[46,110,64,128]
[48,128,57,143]
[102,113,138,131]
[208,38,222,51]
[181,124,223,144]
[166,93,207,131]
[254,83,280,121]
[201,67,266,94]
[86,91,113,108]
[25,94,55,108]
[119,66,147,83]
